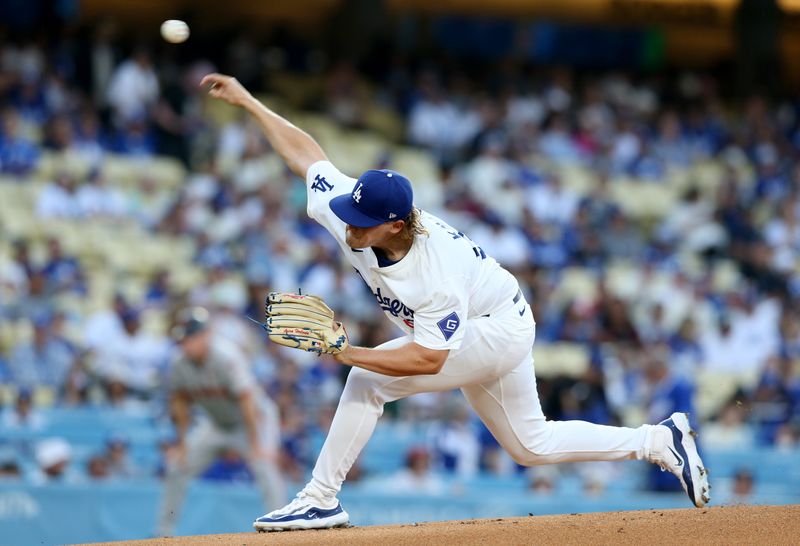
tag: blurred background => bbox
[1,0,800,543]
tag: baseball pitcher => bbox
[156,307,285,536]
[200,73,710,532]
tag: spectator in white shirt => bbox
[76,168,127,218]
[32,437,79,484]
[764,201,800,273]
[469,215,531,270]
[106,47,159,126]
[407,73,481,157]
[85,299,170,390]
[37,172,81,218]
[539,113,582,165]
[525,173,579,226]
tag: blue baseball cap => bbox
[329,169,413,228]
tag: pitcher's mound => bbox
[84,504,799,545]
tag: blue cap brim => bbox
[329,194,386,228]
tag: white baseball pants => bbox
[304,298,659,501]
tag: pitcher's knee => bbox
[506,421,554,466]
[507,446,547,467]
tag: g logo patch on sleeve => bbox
[436,312,460,341]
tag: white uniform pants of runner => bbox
[157,401,285,536]
[304,297,662,501]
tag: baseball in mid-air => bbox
[160,20,190,44]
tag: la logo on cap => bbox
[329,168,414,228]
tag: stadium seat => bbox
[609,178,678,220]
[711,260,742,293]
[552,267,599,305]
[532,343,590,379]
[388,146,441,189]
[556,164,596,194]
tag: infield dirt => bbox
[81,504,799,545]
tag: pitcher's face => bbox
[345,221,403,249]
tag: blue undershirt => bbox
[372,248,399,267]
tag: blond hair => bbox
[400,207,428,242]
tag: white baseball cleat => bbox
[253,492,350,532]
[651,412,711,508]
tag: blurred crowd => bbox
[0,23,799,496]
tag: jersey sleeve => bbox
[412,277,469,351]
[305,160,356,240]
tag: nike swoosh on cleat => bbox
[668,445,684,467]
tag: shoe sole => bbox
[672,412,711,508]
[254,522,351,533]
[253,512,350,532]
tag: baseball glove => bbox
[262,292,349,355]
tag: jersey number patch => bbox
[312,174,333,192]
[437,312,460,341]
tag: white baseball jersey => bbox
[306,161,522,351]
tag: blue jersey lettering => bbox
[311,174,333,192]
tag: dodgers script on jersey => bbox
[305,161,521,351]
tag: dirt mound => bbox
[82,504,799,546]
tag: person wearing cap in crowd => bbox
[1,387,46,430]
[202,73,709,532]
[0,452,22,481]
[8,314,75,390]
[32,437,76,484]
[88,305,171,392]
[156,306,284,537]
[104,434,140,479]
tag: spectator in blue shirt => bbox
[0,354,9,383]
[642,353,697,492]
[8,315,75,390]
[0,109,40,175]
[42,237,86,295]
[202,448,254,483]
[11,76,49,125]
[750,356,797,445]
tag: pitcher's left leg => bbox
[461,351,709,506]
[461,351,652,465]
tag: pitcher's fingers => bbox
[199,73,224,88]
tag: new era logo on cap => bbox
[329,169,413,228]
